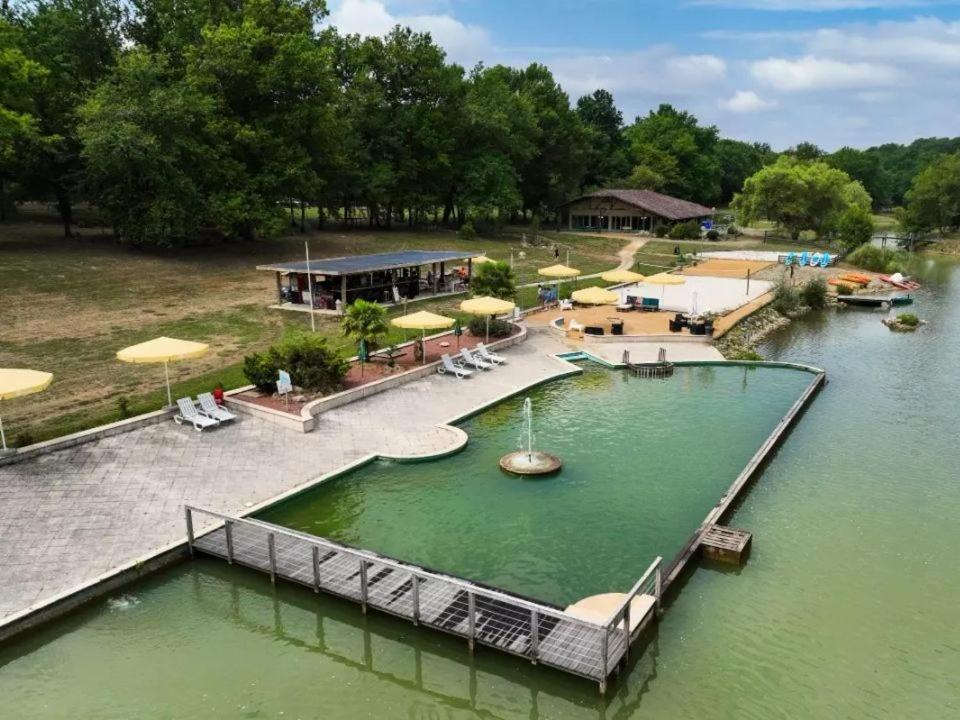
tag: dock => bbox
[837,294,913,307]
[185,506,661,693]
[701,525,752,565]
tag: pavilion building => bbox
[558,189,713,232]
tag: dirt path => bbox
[519,237,647,287]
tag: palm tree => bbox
[340,299,389,349]
[470,261,517,300]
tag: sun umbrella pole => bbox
[0,412,6,452]
[485,315,490,344]
[305,241,316,332]
[422,329,426,365]
[164,361,172,408]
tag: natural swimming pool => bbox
[260,362,816,606]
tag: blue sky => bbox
[325,1,960,150]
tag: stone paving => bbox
[0,331,575,622]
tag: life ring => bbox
[810,252,822,266]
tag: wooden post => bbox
[623,604,631,661]
[340,275,348,310]
[599,625,610,694]
[184,507,194,557]
[268,533,277,584]
[275,271,283,304]
[225,520,234,564]
[312,546,321,593]
[529,609,539,664]
[411,574,420,625]
[432,262,439,294]
[359,560,368,614]
[467,592,476,652]
[655,565,662,616]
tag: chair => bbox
[475,343,506,365]
[567,320,585,339]
[198,392,237,423]
[584,326,604,336]
[641,297,660,312]
[559,299,573,311]
[438,354,473,379]
[669,319,683,332]
[175,397,219,431]
[460,347,493,370]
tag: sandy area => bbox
[678,259,773,279]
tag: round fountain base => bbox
[499,450,562,476]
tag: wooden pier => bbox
[185,506,661,693]
[701,525,752,565]
[836,294,913,308]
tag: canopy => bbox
[471,255,494,265]
[0,369,53,452]
[645,272,686,286]
[460,296,516,316]
[117,337,209,364]
[600,268,645,284]
[390,311,456,331]
[117,336,209,408]
[571,286,619,305]
[538,264,581,279]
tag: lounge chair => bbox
[460,347,493,370]
[438,353,473,379]
[559,299,573,311]
[475,342,506,365]
[198,392,237,423]
[175,397,219,432]
[567,319,585,338]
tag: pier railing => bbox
[185,505,660,690]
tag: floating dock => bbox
[837,294,913,307]
[186,506,661,693]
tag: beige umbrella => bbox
[117,336,209,408]
[538,264,581,303]
[645,272,686,302]
[391,311,456,364]
[0,369,53,452]
[460,296,516,342]
[600,268,645,284]
[570,286,619,305]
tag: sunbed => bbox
[460,347,493,370]
[438,353,473,379]
[198,392,237,423]
[175,397,219,431]
[475,343,506,365]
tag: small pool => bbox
[261,362,815,606]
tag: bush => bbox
[116,396,131,419]
[706,229,720,241]
[897,313,919,327]
[837,205,874,251]
[669,220,701,239]
[653,223,669,238]
[470,260,517,299]
[458,221,476,241]
[244,333,349,394]
[846,244,904,273]
[771,278,801,314]
[731,349,763,361]
[341,299,389,349]
[800,275,828,309]
[727,225,739,236]
[835,282,854,295]
[467,316,512,338]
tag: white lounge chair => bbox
[559,299,573,311]
[460,347,493,371]
[198,392,237,423]
[475,343,505,365]
[175,397,219,431]
[438,353,473,379]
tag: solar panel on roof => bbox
[257,250,473,275]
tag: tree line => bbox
[2,0,959,246]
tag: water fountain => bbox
[498,397,562,476]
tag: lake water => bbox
[1,257,958,719]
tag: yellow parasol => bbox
[600,268,645,284]
[471,255,494,264]
[0,369,53,452]
[644,272,686,301]
[571,286,619,305]
[538,264,581,304]
[390,311,456,364]
[460,296,516,342]
[117,336,209,408]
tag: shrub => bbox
[12,431,34,448]
[653,223,669,238]
[669,220,701,239]
[341,299,389,349]
[731,349,763,361]
[837,205,874,251]
[897,313,920,327]
[800,275,828,309]
[727,225,739,236]
[244,333,349,394]
[706,229,720,241]
[835,282,854,295]
[458,221,476,241]
[847,244,904,273]
[771,278,801,314]
[116,396,131,419]
[470,260,517,300]
[467,316,512,338]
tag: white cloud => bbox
[809,17,960,66]
[690,0,950,10]
[327,0,491,65]
[750,55,902,90]
[718,90,778,112]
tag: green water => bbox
[2,258,959,719]
[260,363,814,606]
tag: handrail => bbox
[185,505,606,631]
[605,556,661,630]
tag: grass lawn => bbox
[0,206,624,444]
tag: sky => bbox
[323,0,960,151]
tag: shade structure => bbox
[600,268,645,284]
[537,264,581,279]
[390,311,456,364]
[117,336,209,408]
[460,296,516,342]
[645,272,687,302]
[0,369,53,452]
[471,255,494,264]
[571,286,619,305]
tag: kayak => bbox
[879,274,921,290]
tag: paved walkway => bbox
[0,332,574,623]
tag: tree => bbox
[716,139,772,205]
[837,205,874,250]
[576,88,628,189]
[732,156,872,239]
[340,299,389,349]
[788,141,824,161]
[624,104,721,205]
[902,152,960,236]
[470,261,517,300]
[827,147,891,210]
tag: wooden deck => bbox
[186,506,661,691]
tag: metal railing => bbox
[184,505,661,690]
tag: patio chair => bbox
[567,319,585,338]
[460,347,493,371]
[175,397,219,432]
[197,392,237,423]
[438,353,473,379]
[559,299,573,311]
[475,342,506,365]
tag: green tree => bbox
[624,104,721,205]
[902,152,960,236]
[470,260,517,300]
[827,147,891,210]
[716,139,772,205]
[340,299,389,349]
[837,205,874,251]
[576,88,628,189]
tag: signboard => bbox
[277,370,293,396]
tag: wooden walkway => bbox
[186,506,661,692]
